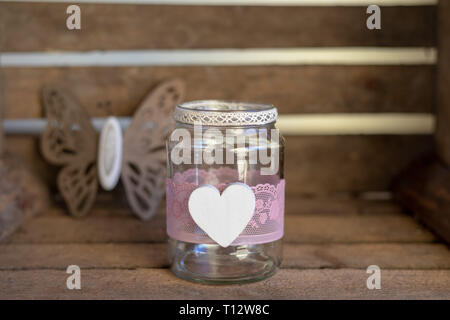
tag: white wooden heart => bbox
[188,183,256,248]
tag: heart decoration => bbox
[188,183,256,247]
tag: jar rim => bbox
[174,100,278,126]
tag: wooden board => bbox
[0,59,3,154]
[3,199,435,244]
[1,269,449,299]
[0,153,49,241]
[63,193,406,216]
[0,198,448,299]
[436,0,450,165]
[1,243,449,270]
[3,135,433,195]
[391,3,450,246]
[394,156,450,243]
[4,212,435,243]
[285,135,433,195]
[1,3,436,51]
[0,67,436,197]
[2,66,434,119]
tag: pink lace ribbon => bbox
[166,168,285,245]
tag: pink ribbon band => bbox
[166,168,285,245]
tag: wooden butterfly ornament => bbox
[40,79,185,219]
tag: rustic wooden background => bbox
[0,0,449,299]
[1,2,437,196]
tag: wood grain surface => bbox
[284,135,432,194]
[394,156,450,243]
[2,200,435,244]
[1,146,442,293]
[436,1,450,165]
[0,197,448,299]
[1,243,449,270]
[3,135,433,195]
[2,66,434,119]
[0,153,49,241]
[1,3,436,51]
[1,269,449,299]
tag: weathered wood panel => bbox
[0,61,3,155]
[394,156,450,244]
[1,243,449,270]
[436,1,450,165]
[3,135,433,194]
[46,195,404,217]
[283,214,434,243]
[282,243,450,270]
[4,202,435,244]
[2,66,434,119]
[0,153,49,241]
[285,196,403,216]
[3,136,56,187]
[1,4,436,51]
[1,269,449,299]
[285,135,433,194]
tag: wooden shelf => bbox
[1,197,449,299]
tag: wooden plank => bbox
[0,243,167,270]
[49,195,403,216]
[285,135,433,195]
[277,114,435,135]
[1,113,436,136]
[4,203,435,244]
[1,4,436,52]
[0,48,438,67]
[4,212,168,244]
[282,243,450,269]
[0,153,49,241]
[3,135,433,194]
[436,0,450,165]
[0,0,440,6]
[283,214,434,243]
[394,156,450,244]
[41,195,404,219]
[391,4,450,246]
[2,136,56,187]
[1,243,449,270]
[1,268,449,299]
[0,27,3,155]
[2,66,434,118]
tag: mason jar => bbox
[166,100,285,284]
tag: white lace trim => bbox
[174,103,278,126]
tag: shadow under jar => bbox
[166,100,285,284]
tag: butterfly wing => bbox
[57,162,98,218]
[122,79,185,220]
[40,86,98,217]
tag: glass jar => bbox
[166,100,285,284]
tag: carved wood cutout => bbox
[40,86,98,218]
[122,79,185,220]
[40,79,185,219]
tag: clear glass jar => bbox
[166,100,285,284]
